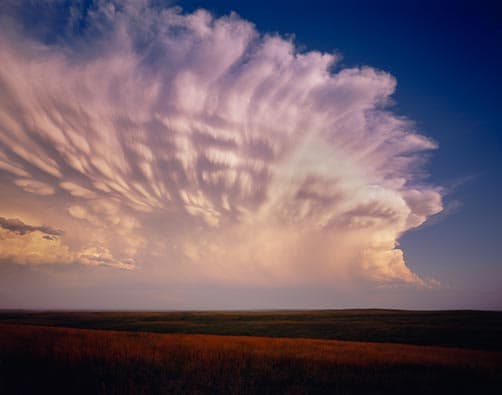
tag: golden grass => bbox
[1,323,501,394]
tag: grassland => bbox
[1,323,502,394]
[1,309,501,350]
[2,310,502,393]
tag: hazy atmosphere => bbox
[0,0,500,310]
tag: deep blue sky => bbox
[0,0,500,309]
[178,0,502,304]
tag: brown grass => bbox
[1,323,501,394]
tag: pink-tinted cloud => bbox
[0,1,442,288]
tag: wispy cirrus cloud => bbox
[0,1,442,290]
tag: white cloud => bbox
[0,216,133,270]
[0,1,442,287]
[14,179,55,196]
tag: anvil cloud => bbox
[0,1,442,292]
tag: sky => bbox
[0,0,500,310]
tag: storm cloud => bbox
[0,1,442,290]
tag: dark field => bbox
[1,309,502,350]
[1,323,502,395]
[2,310,502,394]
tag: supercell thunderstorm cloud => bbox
[0,1,443,307]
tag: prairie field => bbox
[1,321,501,394]
[2,309,502,350]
